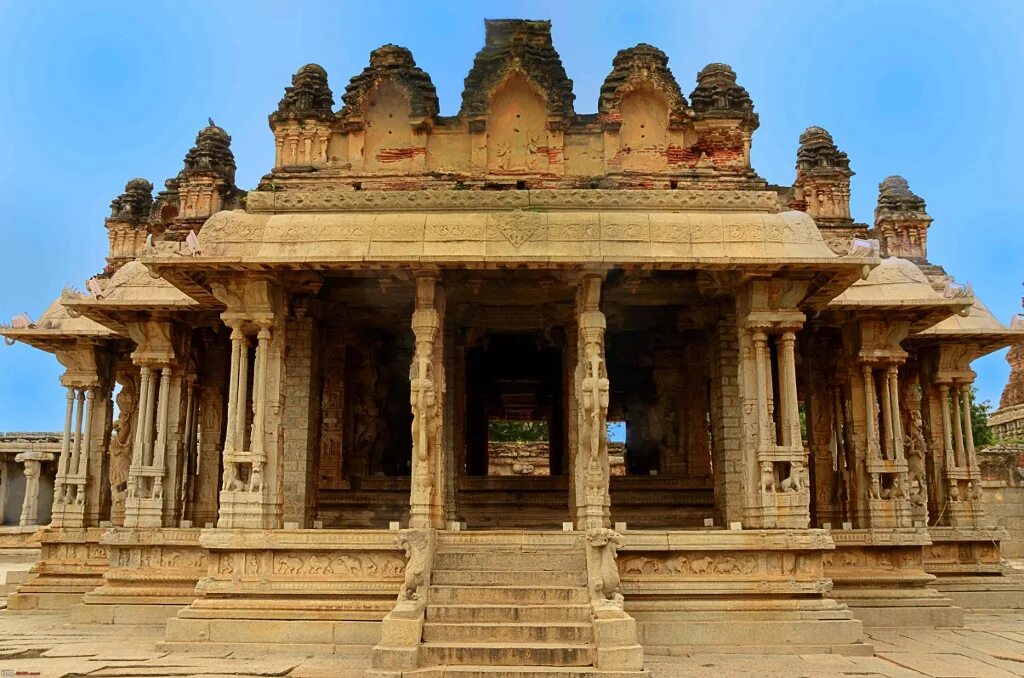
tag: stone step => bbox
[429,585,589,605]
[431,569,586,586]
[421,642,594,667]
[427,603,592,624]
[423,622,593,644]
[442,668,645,678]
[434,551,584,572]
[4,569,31,586]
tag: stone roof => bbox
[598,44,688,123]
[911,297,1024,353]
[0,295,113,352]
[875,175,930,224]
[339,45,439,122]
[689,63,757,129]
[460,19,575,120]
[108,178,154,222]
[830,257,961,307]
[998,313,1024,410]
[64,260,198,310]
[271,63,335,122]
[148,196,863,270]
[796,127,852,176]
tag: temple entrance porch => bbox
[310,270,718,531]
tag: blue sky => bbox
[0,0,1021,431]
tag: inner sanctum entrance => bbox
[313,270,718,531]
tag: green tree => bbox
[970,386,994,448]
[487,420,549,442]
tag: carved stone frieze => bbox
[244,188,780,213]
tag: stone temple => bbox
[2,18,1023,674]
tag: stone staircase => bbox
[408,532,645,678]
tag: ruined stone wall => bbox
[486,441,625,477]
[980,445,1024,557]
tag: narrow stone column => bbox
[573,275,610,531]
[18,458,41,527]
[939,383,955,470]
[888,366,904,461]
[129,366,153,498]
[959,384,976,469]
[248,325,271,493]
[235,333,250,455]
[152,367,172,499]
[409,275,443,529]
[778,331,801,448]
[223,326,243,457]
[15,451,53,527]
[54,387,76,507]
[951,386,965,468]
[0,461,8,525]
[863,366,879,459]
[752,331,771,449]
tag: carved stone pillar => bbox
[573,275,611,531]
[212,277,286,530]
[51,342,113,528]
[919,344,986,529]
[192,334,226,527]
[121,318,188,528]
[408,274,445,529]
[737,279,810,529]
[15,451,53,527]
[281,302,321,528]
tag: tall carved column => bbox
[738,282,809,529]
[123,319,187,528]
[15,451,53,527]
[212,278,286,530]
[573,275,611,531]
[192,333,226,527]
[919,344,986,528]
[51,343,113,528]
[409,274,445,529]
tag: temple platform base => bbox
[72,526,206,624]
[159,528,402,654]
[925,526,1024,610]
[619,529,871,655]
[5,527,108,611]
[827,528,963,627]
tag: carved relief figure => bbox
[587,528,624,608]
[397,529,433,602]
[108,373,138,523]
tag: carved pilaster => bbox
[409,274,445,529]
[574,275,611,531]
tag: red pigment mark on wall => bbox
[535,146,562,164]
[376,147,427,163]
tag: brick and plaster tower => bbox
[873,175,933,261]
[103,178,153,276]
[792,126,858,253]
[990,296,1024,441]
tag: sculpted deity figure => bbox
[904,409,928,505]
[108,376,138,520]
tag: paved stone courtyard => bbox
[0,608,1023,678]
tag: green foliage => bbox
[488,420,549,442]
[970,386,994,447]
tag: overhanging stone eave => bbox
[0,327,115,353]
[823,298,972,334]
[905,327,1024,355]
[143,252,876,302]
